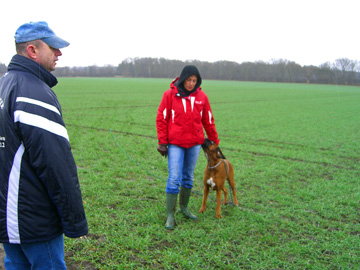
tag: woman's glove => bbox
[157,144,168,157]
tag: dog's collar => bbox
[205,153,223,169]
[208,160,222,169]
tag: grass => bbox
[53,78,360,269]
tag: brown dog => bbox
[198,138,239,218]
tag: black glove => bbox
[157,144,168,157]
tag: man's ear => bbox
[26,44,38,60]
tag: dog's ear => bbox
[216,147,226,159]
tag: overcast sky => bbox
[1,0,358,68]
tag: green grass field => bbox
[55,78,360,269]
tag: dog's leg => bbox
[215,189,223,218]
[230,182,239,206]
[222,187,228,205]
[199,186,209,213]
[228,165,239,206]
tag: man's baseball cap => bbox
[14,21,70,49]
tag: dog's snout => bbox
[202,138,214,149]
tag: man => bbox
[0,21,88,269]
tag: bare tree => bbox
[334,58,352,84]
[48,58,360,85]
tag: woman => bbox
[156,65,219,230]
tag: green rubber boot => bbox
[165,193,178,230]
[179,187,198,220]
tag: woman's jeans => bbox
[166,144,201,194]
[3,234,66,270]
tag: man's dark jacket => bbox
[0,55,88,243]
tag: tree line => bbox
[1,58,359,85]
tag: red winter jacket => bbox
[156,78,219,148]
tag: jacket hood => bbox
[7,54,58,88]
[175,65,202,96]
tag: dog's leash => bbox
[110,129,166,180]
[111,130,225,203]
[111,129,215,199]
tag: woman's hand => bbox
[157,144,168,157]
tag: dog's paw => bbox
[198,207,206,213]
[215,214,223,219]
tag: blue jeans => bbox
[3,234,66,270]
[166,144,201,194]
